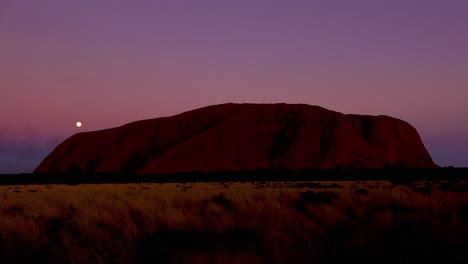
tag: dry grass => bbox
[0,180,468,263]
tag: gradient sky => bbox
[1,0,467,173]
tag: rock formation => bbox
[35,103,437,174]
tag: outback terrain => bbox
[1,179,467,263]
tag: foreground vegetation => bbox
[1,180,468,263]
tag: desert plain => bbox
[1,178,467,263]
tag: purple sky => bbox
[1,0,467,173]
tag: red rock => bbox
[34,103,437,174]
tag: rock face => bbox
[35,103,437,174]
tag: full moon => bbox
[76,122,82,127]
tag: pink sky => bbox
[1,0,467,172]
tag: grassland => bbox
[1,180,468,263]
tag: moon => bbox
[76,121,82,128]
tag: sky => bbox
[1,0,467,173]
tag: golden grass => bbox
[0,180,467,263]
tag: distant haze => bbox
[1,0,467,173]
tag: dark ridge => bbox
[0,168,467,185]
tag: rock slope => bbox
[35,103,437,174]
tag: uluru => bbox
[35,103,437,174]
